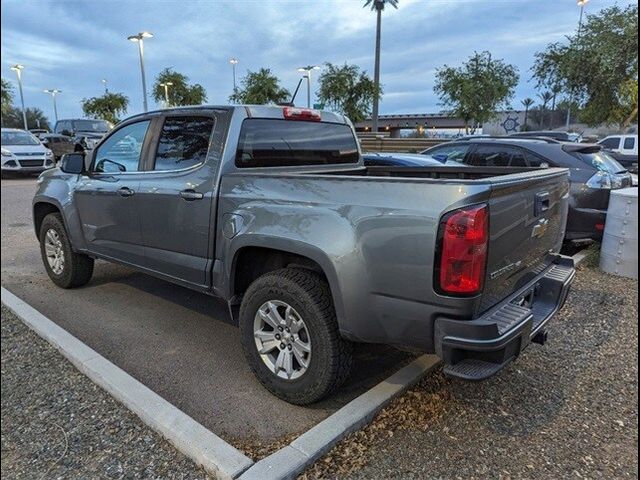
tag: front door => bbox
[74,119,153,266]
[136,114,220,287]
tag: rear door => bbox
[136,112,221,287]
[479,169,570,312]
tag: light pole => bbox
[566,0,589,129]
[297,65,320,108]
[159,82,173,107]
[101,78,109,94]
[127,31,153,112]
[43,89,61,123]
[10,64,27,130]
[229,58,239,97]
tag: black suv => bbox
[421,138,633,241]
[53,119,112,152]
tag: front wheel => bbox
[39,213,94,288]
[239,268,353,405]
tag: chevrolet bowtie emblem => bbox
[532,218,550,238]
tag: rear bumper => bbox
[434,255,575,381]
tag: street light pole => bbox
[229,58,239,97]
[43,89,61,123]
[127,31,154,112]
[159,82,173,107]
[101,78,109,94]
[297,65,320,108]
[566,0,589,129]
[10,64,27,130]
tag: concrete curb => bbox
[572,248,591,266]
[1,287,254,480]
[239,354,441,480]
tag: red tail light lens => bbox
[436,204,489,296]
[283,107,322,122]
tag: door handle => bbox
[179,189,204,201]
[534,191,550,216]
[117,187,135,197]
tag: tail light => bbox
[436,204,489,296]
[283,107,321,122]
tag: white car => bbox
[1,128,56,174]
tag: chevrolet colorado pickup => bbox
[33,105,575,404]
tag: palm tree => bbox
[521,98,535,129]
[364,0,398,132]
[538,91,554,128]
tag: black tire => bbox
[239,268,353,405]
[39,213,94,288]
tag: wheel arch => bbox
[227,238,346,329]
[33,201,63,238]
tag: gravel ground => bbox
[302,262,639,479]
[1,305,208,480]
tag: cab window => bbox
[93,121,150,173]
[600,137,620,149]
[422,143,470,164]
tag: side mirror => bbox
[60,153,86,174]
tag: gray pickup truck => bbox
[33,105,575,404]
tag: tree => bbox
[364,0,398,132]
[434,51,519,133]
[521,98,535,129]
[2,106,50,130]
[152,68,207,107]
[229,68,290,105]
[533,4,638,128]
[317,63,379,122]
[81,92,129,124]
[537,91,554,128]
[1,78,13,121]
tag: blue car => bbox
[363,152,454,167]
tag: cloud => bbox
[1,0,632,120]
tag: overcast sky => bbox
[1,0,636,122]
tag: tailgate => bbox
[479,168,570,313]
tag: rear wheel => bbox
[239,268,352,405]
[39,213,94,288]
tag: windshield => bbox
[72,120,111,132]
[576,151,627,174]
[1,131,41,146]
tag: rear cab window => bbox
[235,119,359,168]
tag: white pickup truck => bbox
[598,134,638,173]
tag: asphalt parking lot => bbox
[0,176,412,452]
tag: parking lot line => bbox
[240,355,441,480]
[1,287,254,480]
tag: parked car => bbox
[40,134,75,160]
[34,105,575,404]
[1,128,55,175]
[421,138,633,241]
[53,118,112,152]
[363,152,447,167]
[510,130,581,142]
[598,134,638,173]
[29,128,50,139]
